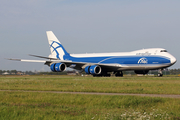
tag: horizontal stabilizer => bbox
[6,58,46,63]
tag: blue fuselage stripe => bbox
[64,55,171,65]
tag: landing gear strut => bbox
[158,69,163,77]
[115,71,123,77]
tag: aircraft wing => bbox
[7,58,84,70]
[27,54,123,70]
[44,60,122,71]
[28,54,59,60]
[8,53,125,72]
[7,58,123,71]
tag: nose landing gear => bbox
[158,69,163,77]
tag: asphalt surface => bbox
[1,90,180,98]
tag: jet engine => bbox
[50,63,66,72]
[134,70,149,75]
[85,66,91,74]
[85,65,101,75]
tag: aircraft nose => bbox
[171,56,177,64]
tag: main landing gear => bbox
[93,71,123,77]
[115,71,123,77]
[93,72,111,77]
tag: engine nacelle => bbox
[50,63,66,72]
[134,70,149,75]
[90,65,101,75]
[85,65,102,75]
[85,66,91,74]
[50,63,56,72]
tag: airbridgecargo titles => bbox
[8,31,176,77]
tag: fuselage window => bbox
[160,50,167,52]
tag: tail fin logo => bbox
[49,40,69,60]
[47,31,70,60]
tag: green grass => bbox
[0,91,180,120]
[0,75,180,119]
[0,75,180,94]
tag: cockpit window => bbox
[160,50,167,52]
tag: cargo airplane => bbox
[9,31,176,77]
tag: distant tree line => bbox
[0,70,36,75]
[168,69,180,75]
[124,69,180,75]
[0,69,180,75]
[0,70,68,75]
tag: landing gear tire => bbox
[115,71,123,77]
[158,73,163,77]
[93,74,102,77]
[93,73,111,77]
[103,73,111,77]
[158,69,163,77]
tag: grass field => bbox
[0,75,180,119]
[0,75,180,94]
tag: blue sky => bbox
[1,0,180,71]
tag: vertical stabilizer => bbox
[46,31,69,60]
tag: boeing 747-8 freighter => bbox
[9,31,176,77]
